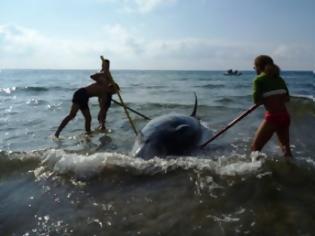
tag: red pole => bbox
[200,104,260,148]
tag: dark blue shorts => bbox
[72,88,89,110]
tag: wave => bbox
[290,83,315,90]
[26,98,49,106]
[193,77,218,81]
[291,94,315,102]
[193,84,225,89]
[1,149,315,182]
[143,86,168,89]
[22,86,50,92]
[215,97,234,103]
[0,150,41,177]
[122,94,313,110]
[289,95,315,115]
[0,87,17,94]
[0,149,266,180]
[0,86,73,95]
[1,148,315,210]
[110,102,229,112]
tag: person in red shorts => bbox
[251,55,292,158]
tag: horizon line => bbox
[1,68,314,72]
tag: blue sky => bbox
[0,0,314,70]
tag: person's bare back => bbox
[85,72,117,98]
[85,82,111,97]
[54,58,119,138]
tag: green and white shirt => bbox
[252,72,290,104]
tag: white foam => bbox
[218,161,262,176]
[299,156,315,168]
[35,149,264,179]
[0,87,16,94]
[207,214,240,223]
[291,94,315,103]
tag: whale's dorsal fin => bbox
[191,92,198,117]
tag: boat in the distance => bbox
[224,69,242,76]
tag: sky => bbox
[0,0,314,70]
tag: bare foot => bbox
[97,124,105,130]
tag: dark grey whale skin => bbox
[131,94,211,159]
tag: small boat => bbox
[224,69,242,76]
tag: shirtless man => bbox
[54,59,118,138]
[97,57,117,131]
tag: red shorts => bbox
[264,111,290,128]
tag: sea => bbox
[0,69,314,235]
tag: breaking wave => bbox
[1,148,314,183]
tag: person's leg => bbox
[97,95,112,130]
[276,126,292,158]
[55,104,80,137]
[80,107,92,134]
[251,120,276,152]
[97,109,107,130]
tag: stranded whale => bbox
[131,93,211,159]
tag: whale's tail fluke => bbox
[191,92,198,117]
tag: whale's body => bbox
[131,94,211,159]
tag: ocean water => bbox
[0,69,314,235]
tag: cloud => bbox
[271,44,315,69]
[102,24,144,55]
[96,0,177,13]
[0,25,46,54]
[0,24,314,70]
[0,24,103,68]
[128,0,177,13]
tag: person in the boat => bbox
[54,59,119,138]
[251,55,292,158]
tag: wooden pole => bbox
[200,104,260,148]
[101,56,138,135]
[111,99,151,120]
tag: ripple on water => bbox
[26,98,48,106]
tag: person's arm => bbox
[253,78,263,105]
[282,79,290,102]
[90,72,107,84]
[102,72,119,94]
[107,82,120,94]
[100,56,107,72]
